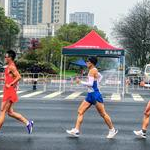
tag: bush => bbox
[16,59,59,74]
[38,62,59,74]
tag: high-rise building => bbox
[8,0,43,25]
[9,0,26,24]
[42,0,67,25]
[41,0,67,33]
[0,0,5,9]
[69,12,94,27]
[26,0,43,25]
[0,0,9,16]
[8,0,67,26]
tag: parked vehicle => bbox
[127,67,142,76]
[126,67,142,84]
[143,64,150,83]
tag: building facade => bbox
[0,0,5,8]
[8,0,67,26]
[8,0,67,52]
[8,0,43,25]
[23,24,49,38]
[42,0,67,25]
[69,12,94,27]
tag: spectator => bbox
[30,64,40,90]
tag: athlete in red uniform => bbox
[0,50,33,134]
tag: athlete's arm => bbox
[8,65,21,86]
[80,76,94,86]
[98,72,103,82]
[79,69,96,86]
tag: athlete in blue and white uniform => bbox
[66,57,118,138]
[84,69,103,105]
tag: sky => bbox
[67,0,141,44]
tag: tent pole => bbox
[63,56,66,91]
[122,56,125,100]
[59,55,63,92]
[117,57,120,93]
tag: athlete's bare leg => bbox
[133,101,150,138]
[95,102,114,129]
[142,101,150,130]
[7,102,28,125]
[0,101,12,129]
[75,100,91,131]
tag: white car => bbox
[144,64,150,83]
[127,67,141,76]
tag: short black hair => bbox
[87,56,97,66]
[6,50,16,60]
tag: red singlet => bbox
[2,63,18,103]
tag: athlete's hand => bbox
[5,84,11,88]
[76,77,81,84]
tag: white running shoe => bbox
[66,128,80,137]
[133,130,146,139]
[107,129,118,139]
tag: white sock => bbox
[74,128,79,133]
[109,128,115,132]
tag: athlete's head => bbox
[5,50,16,64]
[86,56,97,68]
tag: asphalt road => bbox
[0,97,150,150]
[0,69,150,150]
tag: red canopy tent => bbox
[62,30,124,57]
[60,30,125,96]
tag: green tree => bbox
[113,0,150,67]
[36,37,70,68]
[0,7,20,58]
[56,22,107,43]
[20,23,111,72]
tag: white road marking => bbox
[21,91,43,98]
[111,93,121,101]
[65,92,83,100]
[43,91,63,99]
[132,94,144,101]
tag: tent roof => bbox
[62,30,124,57]
[71,59,86,67]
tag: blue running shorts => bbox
[85,91,104,105]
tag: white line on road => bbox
[132,94,144,101]
[65,92,83,100]
[111,93,121,101]
[17,91,25,94]
[0,91,25,98]
[21,91,43,98]
[43,91,63,99]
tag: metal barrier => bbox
[44,71,124,94]
[125,75,150,93]
[16,72,124,93]
[44,74,61,91]
[100,72,123,94]
[2,71,150,95]
[19,73,45,91]
[0,71,125,94]
[0,73,4,88]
